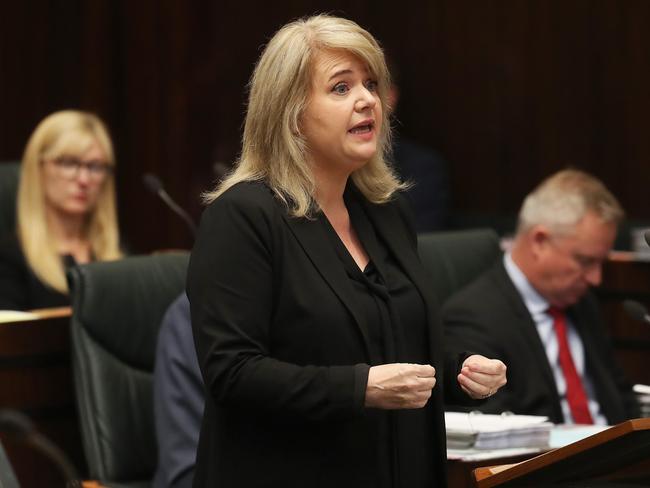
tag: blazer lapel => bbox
[493,263,560,397]
[567,301,621,420]
[281,212,373,361]
[356,196,431,307]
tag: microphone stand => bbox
[623,299,650,325]
[142,173,197,238]
[156,189,198,237]
[0,409,81,487]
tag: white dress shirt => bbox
[503,253,607,425]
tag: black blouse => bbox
[319,193,436,488]
[0,233,73,310]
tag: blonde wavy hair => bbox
[17,110,122,294]
[204,14,404,216]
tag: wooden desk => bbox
[474,418,650,487]
[0,307,86,487]
[448,453,540,488]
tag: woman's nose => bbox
[75,166,92,185]
[354,87,377,111]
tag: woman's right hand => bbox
[364,363,436,409]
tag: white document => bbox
[445,411,553,450]
[633,384,650,395]
[447,446,544,461]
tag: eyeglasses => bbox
[51,156,113,181]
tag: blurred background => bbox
[2,0,649,252]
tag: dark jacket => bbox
[442,260,639,424]
[0,233,69,310]
[391,136,450,233]
[187,181,466,488]
[153,293,203,488]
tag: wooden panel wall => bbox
[1,1,649,252]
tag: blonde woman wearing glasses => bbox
[0,110,122,310]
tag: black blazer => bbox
[187,181,466,488]
[0,233,69,310]
[442,261,639,424]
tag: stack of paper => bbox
[445,411,553,450]
[633,384,650,417]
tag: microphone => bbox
[622,299,650,325]
[0,409,81,487]
[143,173,197,238]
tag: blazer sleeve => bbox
[187,190,367,423]
[153,294,203,488]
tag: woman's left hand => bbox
[457,354,507,400]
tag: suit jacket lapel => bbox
[566,301,620,420]
[356,195,430,307]
[493,263,560,396]
[281,212,374,361]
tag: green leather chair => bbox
[68,253,189,488]
[0,162,20,237]
[417,228,502,306]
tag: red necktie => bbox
[547,307,594,424]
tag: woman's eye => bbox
[59,158,78,168]
[365,80,378,92]
[332,83,349,94]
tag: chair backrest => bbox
[68,253,189,488]
[0,162,20,238]
[418,228,502,306]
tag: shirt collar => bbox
[503,252,550,317]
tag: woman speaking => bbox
[187,15,506,488]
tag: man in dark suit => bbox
[153,293,203,488]
[386,72,451,233]
[443,169,639,425]
[390,136,450,232]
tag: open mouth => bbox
[349,121,374,134]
